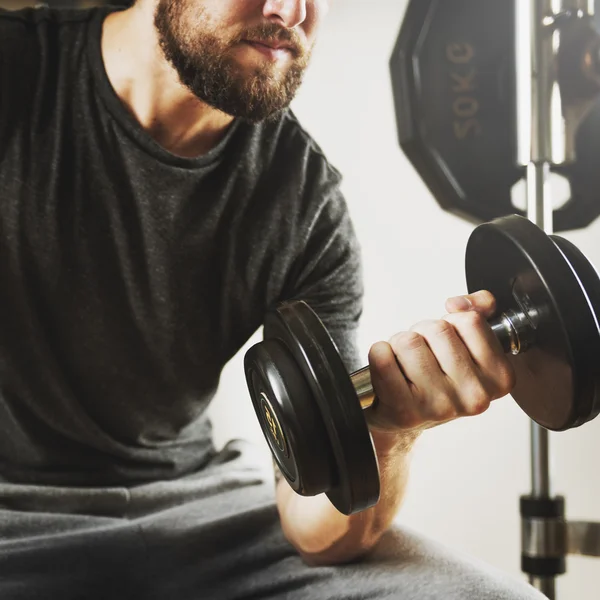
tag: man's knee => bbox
[340,526,548,600]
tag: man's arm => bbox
[274,428,417,565]
[274,291,516,565]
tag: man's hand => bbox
[367,289,516,438]
[276,290,517,567]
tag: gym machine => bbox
[389,1,600,597]
[243,1,600,599]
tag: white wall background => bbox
[208,0,600,598]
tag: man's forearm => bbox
[276,430,419,565]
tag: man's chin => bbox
[196,78,295,123]
[226,57,295,94]
[170,51,300,122]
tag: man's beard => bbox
[154,1,311,123]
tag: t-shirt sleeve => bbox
[0,16,10,126]
[0,13,19,125]
[282,181,364,373]
[0,11,37,142]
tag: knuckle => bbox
[431,319,455,338]
[447,309,484,329]
[478,290,497,312]
[472,401,491,416]
[439,406,459,422]
[427,392,458,421]
[413,319,455,339]
[467,387,492,416]
[390,331,425,352]
[475,359,516,399]
[463,309,485,328]
[495,362,517,396]
[369,344,396,373]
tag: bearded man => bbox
[0,2,545,598]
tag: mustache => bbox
[237,23,307,58]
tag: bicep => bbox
[283,189,364,372]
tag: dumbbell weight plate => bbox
[549,234,600,425]
[245,338,335,496]
[465,215,600,430]
[257,302,380,516]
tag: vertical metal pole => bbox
[528,0,554,498]
[521,0,556,596]
[517,2,596,595]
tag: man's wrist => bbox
[369,427,421,460]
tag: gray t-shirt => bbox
[0,7,363,488]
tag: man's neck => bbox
[101,4,235,159]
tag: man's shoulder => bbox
[281,110,341,173]
[0,8,44,55]
[0,6,104,119]
[258,109,343,190]
[0,6,99,77]
[0,5,97,36]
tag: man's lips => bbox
[243,39,298,59]
[247,39,295,51]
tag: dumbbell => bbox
[244,215,600,516]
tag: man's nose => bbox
[262,0,308,29]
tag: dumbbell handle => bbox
[350,309,535,410]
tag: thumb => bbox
[445,290,497,318]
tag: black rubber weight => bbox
[549,234,600,426]
[466,214,600,430]
[244,338,335,497]
[265,302,380,515]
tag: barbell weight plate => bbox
[390,0,600,232]
[244,338,335,497]
[390,0,522,225]
[465,214,600,430]
[263,302,380,516]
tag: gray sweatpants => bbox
[0,440,546,600]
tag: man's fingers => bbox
[408,318,475,385]
[407,319,489,419]
[442,310,516,400]
[366,290,515,434]
[385,329,460,424]
[368,341,418,430]
[445,290,497,317]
